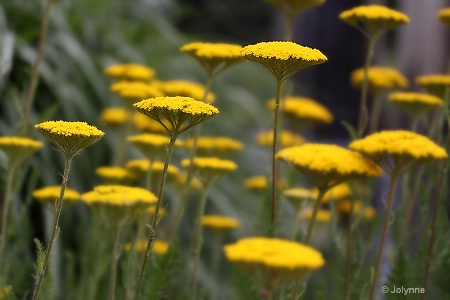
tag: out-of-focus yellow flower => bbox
[128,134,174,160]
[300,209,332,223]
[389,92,443,117]
[95,166,135,184]
[437,7,450,26]
[181,157,237,185]
[256,130,305,148]
[321,183,352,203]
[110,81,163,105]
[123,239,168,255]
[244,176,268,191]
[0,136,43,164]
[415,74,450,97]
[99,107,131,126]
[133,113,167,134]
[157,80,215,103]
[104,63,155,82]
[182,136,243,156]
[350,67,409,91]
[0,286,10,300]
[266,97,333,124]
[202,215,241,231]
[335,200,375,220]
[33,185,80,203]
[266,0,325,18]
[125,159,180,181]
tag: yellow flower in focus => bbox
[256,130,305,148]
[266,0,325,18]
[266,97,334,124]
[244,176,267,191]
[240,41,327,81]
[389,92,443,117]
[104,63,155,82]
[180,42,244,76]
[133,113,167,134]
[350,66,409,91]
[35,121,104,159]
[100,107,131,126]
[123,239,168,255]
[202,215,241,231]
[300,209,332,223]
[223,237,325,289]
[340,5,409,36]
[157,80,215,103]
[110,81,163,105]
[415,74,450,97]
[349,130,447,173]
[33,186,80,204]
[0,136,43,164]
[335,200,375,220]
[276,144,382,189]
[134,96,219,136]
[95,166,136,184]
[181,157,237,185]
[437,7,450,26]
[183,136,243,155]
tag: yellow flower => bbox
[321,183,352,203]
[282,188,317,208]
[350,66,409,91]
[0,286,10,299]
[415,74,450,97]
[95,166,135,184]
[100,107,131,126]
[300,209,332,223]
[244,176,267,191]
[276,144,382,189]
[389,92,444,117]
[133,113,167,134]
[223,237,324,289]
[256,129,305,148]
[339,5,409,36]
[266,0,325,18]
[128,134,174,159]
[147,205,167,218]
[104,63,155,82]
[240,41,327,81]
[335,200,375,220]
[183,136,243,155]
[266,97,334,124]
[202,215,241,231]
[157,80,215,103]
[437,7,450,26]
[180,42,244,76]
[0,136,43,164]
[181,157,237,185]
[35,121,104,158]
[349,130,447,173]
[134,96,219,135]
[125,159,180,181]
[33,186,80,204]
[110,81,163,105]
[123,239,168,255]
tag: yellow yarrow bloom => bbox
[266,0,325,18]
[202,215,241,231]
[267,97,334,124]
[0,136,43,164]
[110,81,163,105]
[321,183,352,203]
[437,7,450,26]
[181,157,237,185]
[104,63,155,82]
[0,286,10,300]
[100,107,131,126]
[349,130,447,173]
[125,159,180,180]
[223,237,325,289]
[180,42,244,76]
[133,113,167,134]
[300,209,332,223]
[128,134,175,159]
[282,188,317,209]
[389,92,444,117]
[244,176,267,191]
[256,130,305,148]
[32,185,80,204]
[35,121,104,159]
[240,41,327,81]
[415,74,450,97]
[276,144,382,189]
[335,200,375,220]
[339,5,409,36]
[350,66,409,91]
[95,166,135,184]
[157,80,215,103]
[123,239,168,255]
[183,136,243,155]
[134,96,219,135]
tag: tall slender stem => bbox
[369,92,383,133]
[270,78,283,235]
[21,0,54,136]
[0,161,19,268]
[108,225,121,300]
[343,200,355,300]
[369,170,399,300]
[134,134,177,299]
[190,183,212,300]
[32,156,72,300]
[210,234,221,300]
[113,108,133,166]
[285,15,294,41]
[357,35,377,138]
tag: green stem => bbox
[290,203,301,241]
[368,92,383,133]
[369,170,399,300]
[357,35,377,138]
[411,117,419,132]
[190,183,212,300]
[113,108,133,166]
[108,225,121,300]
[285,15,294,41]
[270,78,283,235]
[134,134,177,299]
[21,0,54,136]
[32,156,72,300]
[210,234,221,300]
[0,161,19,269]
[343,200,355,300]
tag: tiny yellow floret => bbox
[202,215,241,230]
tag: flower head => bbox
[0,136,43,164]
[133,113,167,134]
[256,129,305,148]
[437,8,450,26]
[415,74,450,97]
[282,188,317,208]
[123,239,168,255]
[244,176,268,191]
[335,200,375,220]
[183,136,243,156]
[389,92,444,118]
[266,0,325,18]
[33,185,80,204]
[128,134,174,159]
[35,121,104,159]
[110,81,163,105]
[181,42,244,76]
[100,107,131,126]
[349,130,447,173]
[181,157,237,185]
[300,209,332,223]
[321,183,352,203]
[157,80,215,103]
[95,166,136,185]
[350,66,409,91]
[266,97,333,124]
[276,144,382,190]
[134,96,219,136]
[339,5,409,36]
[240,41,327,81]
[104,63,155,82]
[125,159,180,182]
[202,215,241,231]
[223,237,324,289]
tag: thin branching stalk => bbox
[32,156,72,300]
[21,0,55,136]
[108,225,121,300]
[134,134,177,299]
[343,200,355,300]
[210,234,222,300]
[369,170,400,300]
